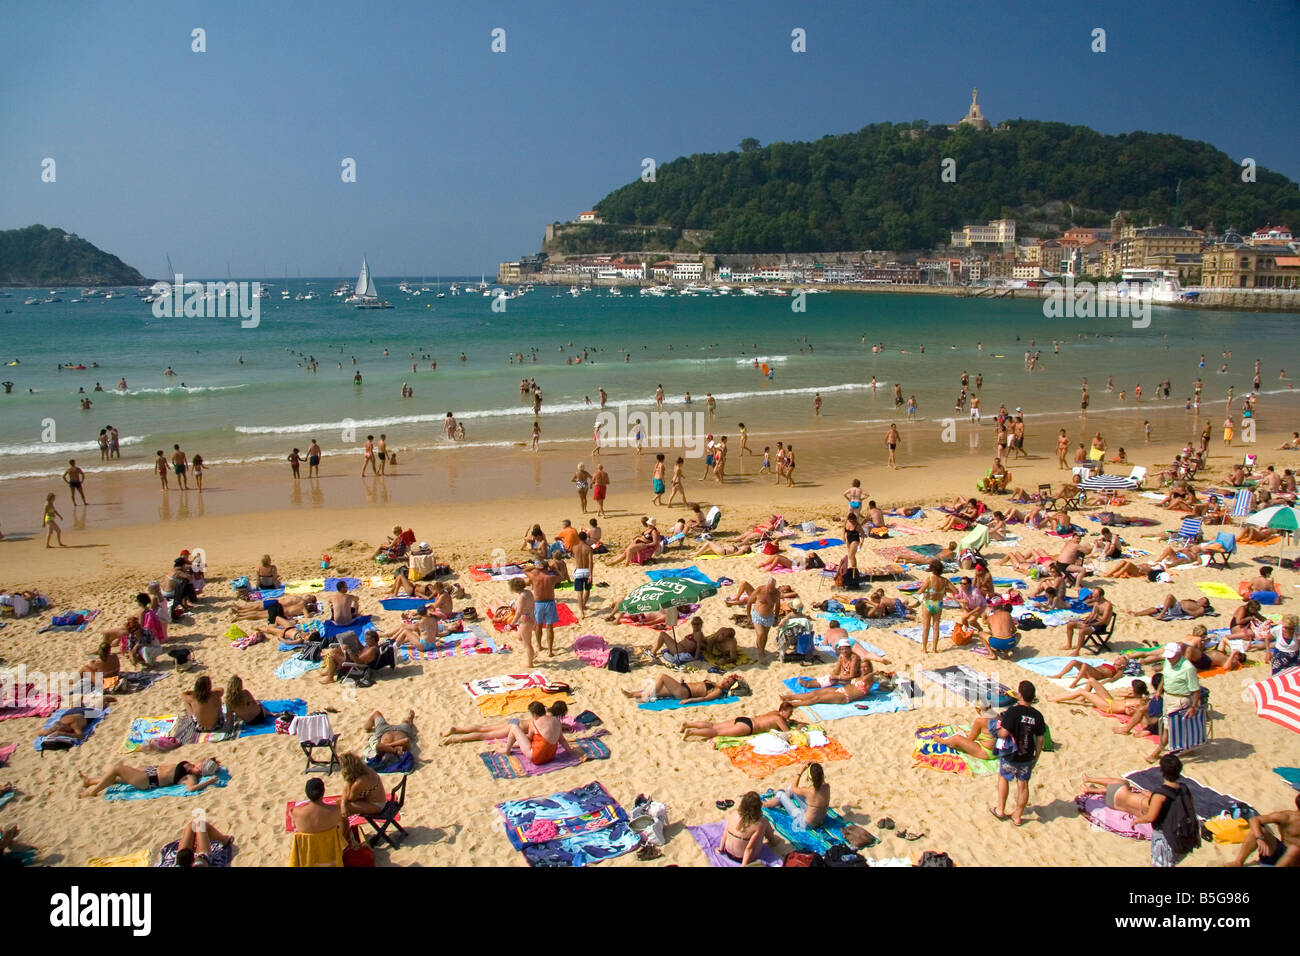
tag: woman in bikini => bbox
[624,673,742,703]
[182,675,225,732]
[780,673,875,707]
[340,752,387,817]
[1047,678,1149,715]
[844,510,862,573]
[442,701,548,745]
[254,555,281,590]
[79,638,120,683]
[223,675,270,726]
[507,577,538,668]
[920,560,955,654]
[719,792,779,865]
[43,493,65,547]
[1050,655,1127,688]
[80,757,221,797]
[571,463,591,513]
[693,539,750,558]
[1080,775,1153,816]
[681,701,798,741]
[936,712,1006,760]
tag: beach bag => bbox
[917,850,955,867]
[805,552,825,569]
[869,526,890,539]
[951,623,974,646]
[1018,614,1045,630]
[833,558,858,590]
[607,646,631,673]
[783,851,823,867]
[1157,784,1202,855]
[762,541,779,555]
[822,844,867,868]
[231,575,250,591]
[224,625,247,641]
[343,838,375,868]
[1203,815,1249,845]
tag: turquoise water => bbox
[0,280,1296,480]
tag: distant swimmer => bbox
[353,371,362,385]
[1,382,13,394]
[164,367,176,376]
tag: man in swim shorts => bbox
[171,444,189,490]
[747,578,779,663]
[526,560,562,657]
[307,439,322,477]
[62,459,87,505]
[571,532,593,618]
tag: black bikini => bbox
[736,716,754,733]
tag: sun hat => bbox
[1162,642,1183,659]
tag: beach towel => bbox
[1125,769,1253,820]
[37,609,101,633]
[894,620,956,643]
[922,665,1010,707]
[644,566,718,587]
[33,707,108,751]
[573,633,610,668]
[122,715,178,753]
[245,587,286,601]
[0,743,16,766]
[103,768,232,801]
[719,734,852,778]
[812,626,889,655]
[477,689,574,718]
[323,576,362,592]
[274,657,321,680]
[617,602,702,628]
[1197,582,1242,600]
[0,789,13,811]
[157,839,232,867]
[493,601,577,632]
[468,563,528,582]
[637,693,738,711]
[240,699,306,736]
[479,731,611,779]
[701,645,756,668]
[688,821,782,866]
[791,538,844,551]
[312,615,374,642]
[781,676,910,721]
[367,750,415,774]
[464,672,549,698]
[496,780,639,867]
[0,684,60,721]
[1274,768,1300,791]
[380,597,433,611]
[889,524,928,536]
[395,627,498,661]
[814,611,897,634]
[115,670,170,695]
[1011,604,1089,627]
[87,849,150,867]
[283,579,324,595]
[912,724,999,776]
[761,795,853,855]
[1074,792,1154,840]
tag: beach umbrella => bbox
[1248,669,1300,735]
[1244,504,1299,566]
[1079,473,1137,491]
[618,578,717,614]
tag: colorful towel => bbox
[479,731,611,779]
[922,665,1010,706]
[309,615,374,642]
[468,563,528,582]
[719,735,852,778]
[0,743,16,766]
[912,723,999,776]
[492,601,578,631]
[1197,582,1241,600]
[0,790,13,811]
[37,609,100,633]
[496,780,639,867]
[245,587,286,601]
[761,795,852,855]
[814,611,896,634]
[573,633,610,668]
[1274,768,1300,791]
[122,714,177,754]
[0,684,60,721]
[792,691,911,723]
[104,768,232,801]
[274,657,321,680]
[33,707,108,750]
[894,620,956,643]
[87,849,150,867]
[242,699,306,736]
[688,821,782,866]
[157,839,232,867]
[1010,604,1089,627]
[464,672,549,698]
[644,566,718,587]
[395,627,498,661]
[637,693,738,711]
[1125,769,1253,820]
[476,689,573,718]
[1075,793,1153,840]
[792,538,844,551]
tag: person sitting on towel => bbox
[182,675,225,732]
[763,762,831,829]
[224,675,270,725]
[254,554,281,590]
[491,703,586,766]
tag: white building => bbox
[951,218,1016,251]
[672,261,704,281]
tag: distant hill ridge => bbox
[0,225,147,286]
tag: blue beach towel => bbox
[323,577,363,592]
[644,566,718,587]
[33,707,108,751]
[241,699,307,736]
[761,796,852,855]
[380,598,432,611]
[1273,768,1300,791]
[104,768,232,801]
[274,657,321,680]
[637,694,738,711]
[792,538,844,551]
[783,677,911,721]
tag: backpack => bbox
[822,844,867,867]
[783,851,824,867]
[833,558,859,590]
[1158,783,1202,855]
[607,646,631,673]
[1017,614,1045,630]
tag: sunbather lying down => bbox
[441,701,560,745]
[168,815,235,868]
[680,702,798,741]
[38,711,92,741]
[1080,775,1152,816]
[780,675,875,707]
[1128,595,1213,620]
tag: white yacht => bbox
[1116,268,1187,305]
[347,256,393,309]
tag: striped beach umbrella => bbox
[1248,669,1300,735]
[1244,504,1299,565]
[1079,473,1137,491]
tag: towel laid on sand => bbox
[87,849,150,867]
[394,626,497,661]
[477,689,574,718]
[0,684,60,721]
[812,627,890,655]
[380,597,433,611]
[573,633,610,668]
[493,601,578,631]
[1075,792,1153,840]
[761,796,852,855]
[496,780,639,867]
[285,794,401,831]
[479,731,611,779]
[37,609,100,633]
[468,563,528,582]
[688,821,782,866]
[33,707,108,750]
[103,768,232,801]
[637,693,738,711]
[781,676,910,721]
[644,566,718,587]
[274,657,322,680]
[1124,769,1254,820]
[0,743,17,766]
[894,621,956,643]
[464,672,549,698]
[717,733,851,778]
[1197,582,1242,600]
[157,839,232,867]
[122,714,178,753]
[791,538,844,551]
[912,723,999,776]
[1274,768,1300,791]
[921,665,1010,706]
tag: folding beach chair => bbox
[1127,465,1148,488]
[339,640,398,688]
[1205,531,1238,569]
[1166,696,1210,755]
[1230,489,1252,520]
[1040,483,1069,513]
[704,506,722,531]
[361,774,409,849]
[1080,613,1117,654]
[1167,517,1203,547]
[292,712,340,775]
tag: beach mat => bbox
[380,597,432,611]
[912,723,999,776]
[468,563,528,582]
[717,734,852,778]
[274,657,321,680]
[894,621,955,643]
[396,626,498,661]
[781,677,910,721]
[1197,582,1241,600]
[476,689,573,718]
[86,849,150,867]
[1124,768,1254,820]
[37,609,100,633]
[1274,768,1300,791]
[921,665,1010,707]
[1075,792,1153,840]
[157,839,232,867]
[122,714,177,753]
[761,796,852,855]
[812,626,890,654]
[496,780,640,867]
[33,707,108,751]
[464,672,550,698]
[0,684,60,721]
[104,768,232,801]
[0,743,17,766]
[492,601,578,632]
[791,538,844,551]
[637,694,738,711]
[687,821,782,866]
[479,731,611,779]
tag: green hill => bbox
[0,225,147,286]
[591,120,1300,253]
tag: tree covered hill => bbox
[592,120,1300,253]
[0,225,147,286]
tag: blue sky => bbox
[2,0,1296,277]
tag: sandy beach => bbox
[1,426,1297,867]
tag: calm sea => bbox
[0,280,1296,480]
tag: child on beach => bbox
[760,447,771,474]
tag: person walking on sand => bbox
[989,681,1046,827]
[885,424,900,469]
[154,450,169,490]
[592,463,609,517]
[591,418,603,458]
[572,462,592,514]
[171,444,189,490]
[192,454,206,492]
[783,444,796,486]
[360,435,376,476]
[667,456,686,507]
[650,453,666,505]
[376,434,388,475]
[813,393,822,416]
[531,420,541,451]
[288,448,302,479]
[43,492,65,547]
[526,560,562,658]
[572,531,594,618]
[62,459,87,506]
[738,422,750,456]
[307,439,322,478]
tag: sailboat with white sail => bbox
[346,256,393,309]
